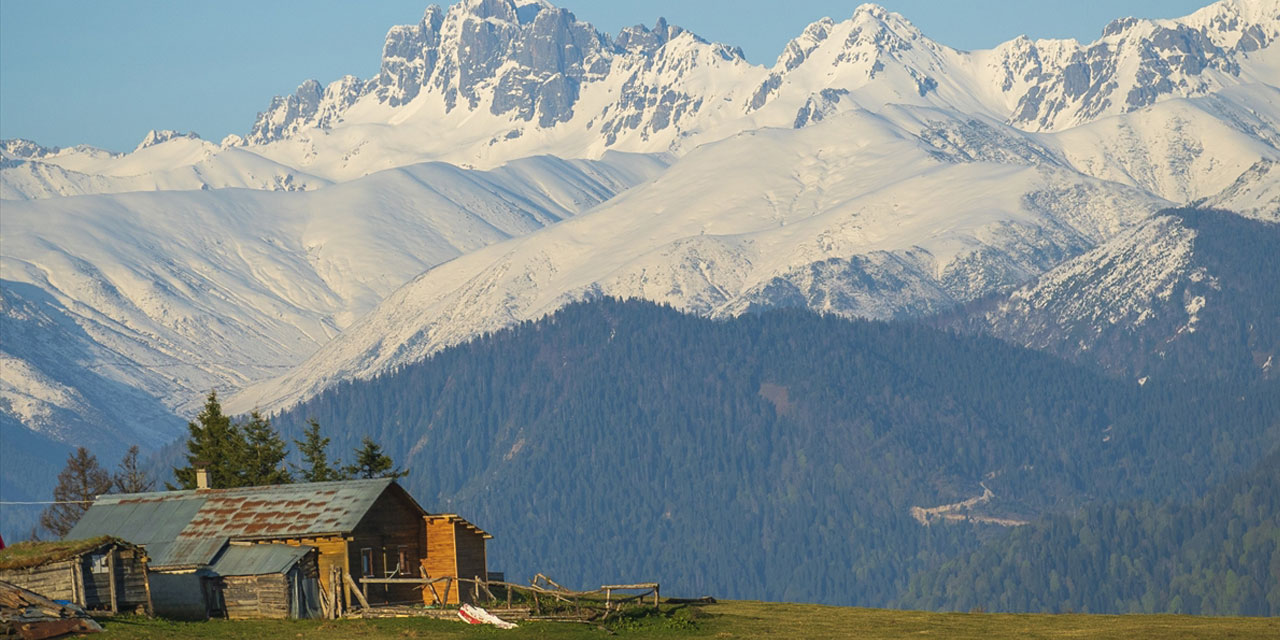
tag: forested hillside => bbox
[270,299,1279,606]
[901,449,1280,615]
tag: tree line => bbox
[37,390,405,540]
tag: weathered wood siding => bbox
[250,536,346,603]
[0,547,149,613]
[0,560,76,602]
[455,526,487,601]
[222,574,290,620]
[80,547,150,612]
[348,488,427,604]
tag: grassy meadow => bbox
[92,601,1279,639]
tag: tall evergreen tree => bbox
[346,437,408,480]
[112,445,155,494]
[242,411,292,486]
[41,447,112,538]
[293,419,348,482]
[171,390,248,489]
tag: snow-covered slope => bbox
[1,152,668,438]
[0,133,329,200]
[953,210,1279,383]
[229,107,1168,413]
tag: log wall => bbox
[222,574,290,620]
[0,547,149,613]
[0,560,76,602]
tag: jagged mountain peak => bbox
[616,17,693,56]
[1,138,59,159]
[133,129,201,152]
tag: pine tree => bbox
[346,436,408,480]
[171,390,248,489]
[242,411,292,486]
[293,419,348,482]
[40,447,112,538]
[113,445,155,493]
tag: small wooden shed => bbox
[209,544,321,619]
[0,536,150,615]
[422,514,491,605]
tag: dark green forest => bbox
[271,297,1279,608]
[902,448,1280,615]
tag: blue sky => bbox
[1,0,1213,152]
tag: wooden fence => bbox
[351,569,660,621]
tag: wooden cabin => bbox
[0,536,150,614]
[423,514,492,605]
[68,477,490,616]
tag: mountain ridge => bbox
[1,0,1277,541]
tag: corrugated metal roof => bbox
[69,497,207,547]
[66,478,413,570]
[210,544,312,577]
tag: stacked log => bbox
[0,580,102,639]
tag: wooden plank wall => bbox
[348,491,427,604]
[0,549,149,613]
[422,519,457,583]
[253,537,347,602]
[0,561,76,602]
[222,574,290,620]
[80,548,150,612]
[454,526,487,600]
[423,519,488,605]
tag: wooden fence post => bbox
[107,547,119,614]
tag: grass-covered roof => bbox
[0,535,139,570]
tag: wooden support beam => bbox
[330,566,341,618]
[107,547,119,614]
[344,572,371,611]
[142,559,154,617]
[318,583,332,619]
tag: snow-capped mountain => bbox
[1,0,1277,535]
[4,0,1275,195]
[229,105,1170,413]
[1,152,667,446]
[951,209,1278,383]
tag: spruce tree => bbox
[293,419,348,482]
[171,390,248,489]
[113,445,155,494]
[40,447,112,538]
[242,411,292,485]
[346,436,408,480]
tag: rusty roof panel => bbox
[67,478,410,569]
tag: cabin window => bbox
[360,548,374,577]
[89,553,109,574]
[397,546,409,576]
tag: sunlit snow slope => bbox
[0,0,1277,529]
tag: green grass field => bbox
[92,601,1280,639]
